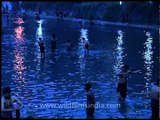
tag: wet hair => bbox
[3,86,11,94]
[85,83,91,90]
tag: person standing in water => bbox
[51,33,57,53]
[65,40,73,51]
[82,37,90,54]
[1,86,23,119]
[5,7,9,26]
[151,79,159,119]
[85,83,95,119]
[22,12,27,21]
[38,38,45,58]
[117,64,141,100]
[35,10,40,21]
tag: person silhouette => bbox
[38,38,45,58]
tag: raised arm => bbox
[131,69,141,73]
[117,71,130,76]
[12,96,23,109]
[128,69,141,74]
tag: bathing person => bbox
[35,12,40,21]
[1,86,23,119]
[65,40,72,51]
[51,33,57,53]
[85,83,95,119]
[38,38,45,58]
[38,8,42,15]
[36,14,40,21]
[22,12,27,21]
[117,64,141,100]
[3,6,6,14]
[5,10,9,26]
[151,79,159,119]
[82,37,90,54]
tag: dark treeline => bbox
[11,2,159,25]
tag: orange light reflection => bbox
[14,18,24,25]
[15,26,24,40]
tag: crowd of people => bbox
[1,72,160,120]
[2,66,159,119]
[34,27,160,119]
[34,8,67,21]
[1,7,159,120]
[55,9,67,19]
[37,33,90,58]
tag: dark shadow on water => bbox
[40,57,45,63]
[40,57,45,70]
[118,100,128,118]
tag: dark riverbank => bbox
[11,2,159,26]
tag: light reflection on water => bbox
[114,30,125,79]
[78,29,89,80]
[14,52,25,81]
[15,26,24,40]
[13,50,26,94]
[35,20,44,71]
[13,18,31,107]
[143,31,153,96]
[2,17,158,119]
[14,18,25,41]
[14,18,24,25]
[13,17,26,90]
[36,20,43,40]
[79,29,89,52]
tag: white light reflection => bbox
[143,32,153,93]
[14,50,26,85]
[79,29,89,52]
[120,1,122,5]
[36,20,43,56]
[36,20,43,39]
[78,29,89,79]
[13,48,30,104]
[114,30,125,80]
[35,20,44,70]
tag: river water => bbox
[2,16,159,119]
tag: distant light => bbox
[120,1,122,5]
[149,1,152,4]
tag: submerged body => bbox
[38,38,45,58]
[1,87,23,119]
[85,83,95,119]
[51,33,57,53]
[65,40,73,51]
[151,81,159,119]
[117,65,140,100]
